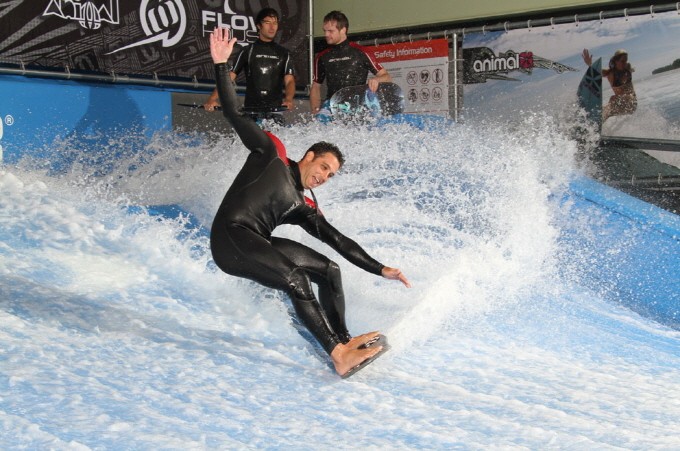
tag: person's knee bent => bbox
[287,267,315,300]
[326,261,343,292]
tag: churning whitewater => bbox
[1,115,679,449]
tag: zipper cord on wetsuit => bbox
[309,189,318,210]
[308,189,322,237]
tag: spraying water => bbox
[1,114,678,449]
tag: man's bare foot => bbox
[331,342,383,377]
[344,331,380,350]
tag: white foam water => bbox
[1,115,678,449]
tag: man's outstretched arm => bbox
[308,215,411,287]
[210,28,271,153]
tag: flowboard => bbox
[329,82,404,117]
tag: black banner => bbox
[0,0,310,87]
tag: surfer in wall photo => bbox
[208,28,411,378]
[582,48,637,122]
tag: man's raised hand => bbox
[210,28,237,64]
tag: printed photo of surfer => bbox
[582,48,637,122]
[462,10,680,141]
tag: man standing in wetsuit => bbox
[204,8,295,122]
[209,28,411,377]
[310,10,392,115]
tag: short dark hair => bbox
[323,10,348,31]
[305,142,345,167]
[256,8,279,25]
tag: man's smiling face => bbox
[299,151,341,190]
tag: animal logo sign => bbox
[463,46,577,83]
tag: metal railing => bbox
[355,3,680,47]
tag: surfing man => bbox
[208,28,411,377]
[310,10,392,116]
[583,48,637,122]
[204,8,296,124]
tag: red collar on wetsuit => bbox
[263,130,319,210]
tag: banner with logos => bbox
[0,0,310,87]
[462,11,680,141]
[367,39,450,116]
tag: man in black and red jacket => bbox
[208,28,410,378]
[310,10,392,115]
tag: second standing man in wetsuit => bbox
[310,10,392,116]
[204,8,295,123]
[209,28,411,377]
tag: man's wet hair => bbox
[323,10,349,31]
[256,8,279,25]
[306,142,345,167]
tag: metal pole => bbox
[308,0,314,96]
[452,33,458,122]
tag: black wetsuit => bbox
[313,40,383,101]
[210,63,385,354]
[231,39,294,110]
